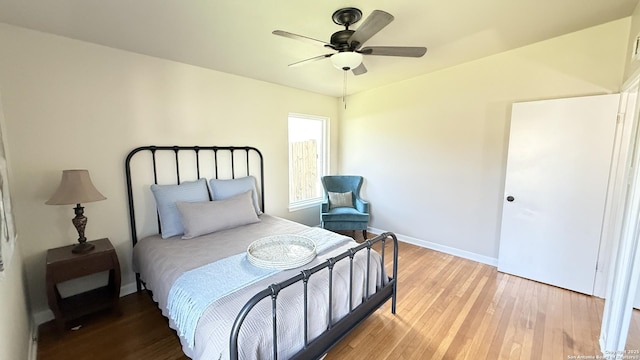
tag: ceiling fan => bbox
[273,7,427,75]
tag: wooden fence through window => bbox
[290,140,318,202]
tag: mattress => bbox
[132,214,385,359]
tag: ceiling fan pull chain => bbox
[343,70,348,109]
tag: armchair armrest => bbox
[354,197,369,214]
[321,199,329,213]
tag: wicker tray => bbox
[247,234,317,270]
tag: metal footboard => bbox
[230,232,399,360]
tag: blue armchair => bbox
[321,175,370,240]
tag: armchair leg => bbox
[362,230,367,240]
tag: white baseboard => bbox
[32,281,139,327]
[368,227,498,267]
[120,281,138,296]
[33,309,54,327]
[28,322,38,360]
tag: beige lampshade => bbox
[45,169,106,205]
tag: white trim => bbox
[33,309,54,327]
[288,198,322,212]
[600,76,640,352]
[28,321,38,360]
[595,92,636,298]
[120,281,138,297]
[601,163,640,350]
[367,226,498,267]
[287,113,330,209]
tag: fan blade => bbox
[352,63,367,75]
[359,46,427,57]
[288,53,334,67]
[348,10,394,49]
[273,30,333,48]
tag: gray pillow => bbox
[150,179,210,238]
[209,176,263,215]
[328,191,354,209]
[176,190,261,239]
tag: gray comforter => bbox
[132,215,384,359]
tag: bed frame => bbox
[125,145,398,360]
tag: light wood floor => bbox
[38,241,640,360]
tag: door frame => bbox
[594,88,637,298]
[600,71,640,352]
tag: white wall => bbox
[0,242,32,360]
[0,90,32,360]
[630,0,640,314]
[339,18,630,262]
[624,2,640,81]
[0,23,339,318]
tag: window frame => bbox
[287,113,329,211]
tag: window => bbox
[288,113,328,210]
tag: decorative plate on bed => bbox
[247,234,317,270]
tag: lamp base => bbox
[72,241,95,254]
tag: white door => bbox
[498,94,619,295]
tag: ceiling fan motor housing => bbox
[330,30,356,50]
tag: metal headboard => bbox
[124,146,264,247]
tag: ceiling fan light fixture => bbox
[331,52,363,71]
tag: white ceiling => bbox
[0,0,637,97]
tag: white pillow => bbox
[176,190,260,239]
[209,176,263,215]
[328,191,354,209]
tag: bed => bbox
[125,145,398,360]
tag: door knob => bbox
[506,196,515,202]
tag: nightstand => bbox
[46,238,121,330]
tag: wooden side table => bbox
[46,238,121,330]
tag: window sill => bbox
[288,199,322,212]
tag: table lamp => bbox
[46,169,106,254]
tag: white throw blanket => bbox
[168,254,277,348]
[167,227,351,349]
